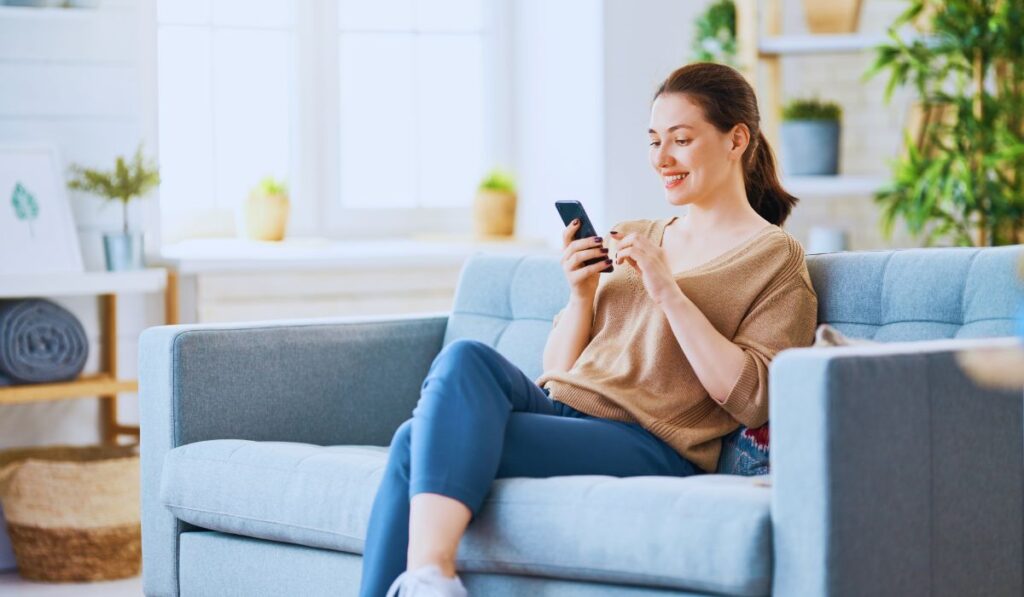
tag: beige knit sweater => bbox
[535,216,818,473]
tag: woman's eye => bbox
[675,139,691,145]
[648,140,660,147]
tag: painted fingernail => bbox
[604,259,613,265]
[600,248,608,253]
[593,236,603,243]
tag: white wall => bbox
[600,0,708,229]
[512,0,606,246]
[0,0,160,449]
[512,0,701,248]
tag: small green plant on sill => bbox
[782,98,843,122]
[253,176,288,197]
[478,170,516,194]
[66,143,160,235]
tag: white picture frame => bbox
[0,145,84,275]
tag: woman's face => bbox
[648,92,743,207]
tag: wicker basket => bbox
[0,444,141,582]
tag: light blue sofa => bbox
[140,246,1024,597]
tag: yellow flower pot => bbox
[473,190,516,238]
[244,192,290,241]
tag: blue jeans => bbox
[358,339,704,596]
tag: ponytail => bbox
[744,130,798,226]
[654,63,800,226]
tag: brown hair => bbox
[653,62,798,226]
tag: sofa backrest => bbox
[444,246,1023,379]
[808,246,1023,341]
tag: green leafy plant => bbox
[478,169,516,194]
[782,98,843,122]
[691,0,737,66]
[252,176,288,197]
[864,0,1024,246]
[66,144,160,235]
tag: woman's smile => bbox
[664,172,689,189]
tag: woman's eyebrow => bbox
[648,124,693,134]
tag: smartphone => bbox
[555,200,613,274]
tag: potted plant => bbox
[691,0,736,66]
[802,0,862,34]
[864,0,1024,246]
[243,176,289,242]
[780,98,843,176]
[66,144,160,271]
[473,170,516,239]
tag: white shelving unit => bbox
[782,174,888,197]
[758,33,886,55]
[735,1,919,199]
[1,268,167,298]
[0,268,171,445]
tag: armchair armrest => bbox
[138,312,448,597]
[769,337,1023,597]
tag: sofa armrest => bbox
[769,337,1023,597]
[138,312,448,597]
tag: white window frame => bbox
[146,0,513,244]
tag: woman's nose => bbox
[656,145,673,167]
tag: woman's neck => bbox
[678,175,763,234]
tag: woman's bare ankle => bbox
[406,551,457,578]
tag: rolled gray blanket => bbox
[0,299,88,385]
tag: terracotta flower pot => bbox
[801,0,862,33]
[243,192,290,241]
[473,190,516,238]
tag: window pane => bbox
[414,0,483,32]
[212,30,292,212]
[213,0,293,28]
[157,0,210,25]
[157,27,214,213]
[416,35,484,208]
[338,0,414,31]
[338,34,416,209]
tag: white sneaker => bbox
[385,564,468,597]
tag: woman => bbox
[360,62,819,597]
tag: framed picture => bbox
[0,145,84,275]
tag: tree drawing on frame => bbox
[11,182,39,238]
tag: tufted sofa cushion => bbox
[161,439,774,595]
[808,246,1024,341]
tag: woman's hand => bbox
[561,219,613,300]
[609,230,684,306]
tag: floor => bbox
[0,571,142,596]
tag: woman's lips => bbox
[665,173,688,189]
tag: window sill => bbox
[154,234,558,274]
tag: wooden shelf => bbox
[759,33,889,56]
[0,374,137,405]
[0,5,103,19]
[0,268,167,298]
[784,175,888,197]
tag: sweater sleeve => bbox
[718,274,818,427]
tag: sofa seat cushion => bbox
[161,439,772,596]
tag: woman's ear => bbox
[729,124,750,160]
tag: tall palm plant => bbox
[865,0,1024,247]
